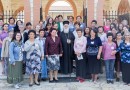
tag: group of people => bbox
[0,14,130,89]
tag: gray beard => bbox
[64,28,69,33]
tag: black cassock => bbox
[60,31,75,74]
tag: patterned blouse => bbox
[116,42,130,63]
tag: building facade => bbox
[0,0,130,27]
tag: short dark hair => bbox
[0,18,3,21]
[28,30,36,38]
[98,26,104,31]
[91,20,97,24]
[58,15,63,18]
[9,17,15,23]
[3,23,9,27]
[90,28,98,37]
[76,28,82,32]
[68,16,74,20]
[39,29,45,33]
[12,32,22,42]
[107,32,113,38]
[26,22,32,26]
[74,21,80,26]
[76,16,82,19]
[50,28,57,33]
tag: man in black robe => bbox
[60,20,75,74]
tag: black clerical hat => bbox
[63,20,69,25]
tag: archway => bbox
[118,0,130,14]
[45,0,77,21]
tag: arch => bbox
[13,6,24,18]
[118,0,130,13]
[45,0,77,21]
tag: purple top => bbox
[103,42,116,60]
[0,31,8,48]
[45,36,63,55]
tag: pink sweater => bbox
[104,26,110,33]
[103,42,116,60]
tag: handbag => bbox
[87,46,99,55]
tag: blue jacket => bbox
[9,41,23,64]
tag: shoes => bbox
[107,80,109,84]
[29,83,33,87]
[110,80,114,84]
[93,81,97,84]
[34,82,40,86]
[14,84,20,89]
[116,78,120,82]
[54,78,59,82]
[49,80,54,83]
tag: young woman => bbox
[24,30,43,86]
[74,28,87,82]
[44,23,52,37]
[8,32,23,89]
[103,33,116,84]
[1,30,14,75]
[0,23,9,75]
[45,28,62,82]
[112,32,130,86]
[114,32,122,82]
[87,28,102,83]
[14,20,23,32]
[104,19,111,33]
[111,27,117,40]
[36,29,47,80]
[84,27,90,38]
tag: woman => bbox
[14,20,23,32]
[0,23,9,75]
[98,26,107,44]
[104,19,111,33]
[73,22,81,38]
[24,30,43,86]
[87,28,102,83]
[44,23,52,37]
[112,32,130,86]
[36,29,47,80]
[103,33,116,84]
[84,27,90,37]
[74,28,87,82]
[45,28,62,82]
[47,17,54,27]
[118,23,123,33]
[8,32,23,89]
[1,30,14,75]
[111,27,117,40]
[114,32,122,82]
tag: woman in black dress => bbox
[87,28,102,83]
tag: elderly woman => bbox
[24,30,43,86]
[112,32,130,86]
[45,28,62,82]
[74,28,87,82]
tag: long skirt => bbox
[75,53,87,79]
[41,58,48,78]
[47,55,60,71]
[122,62,130,84]
[7,61,23,84]
[88,55,100,74]
[26,52,41,75]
